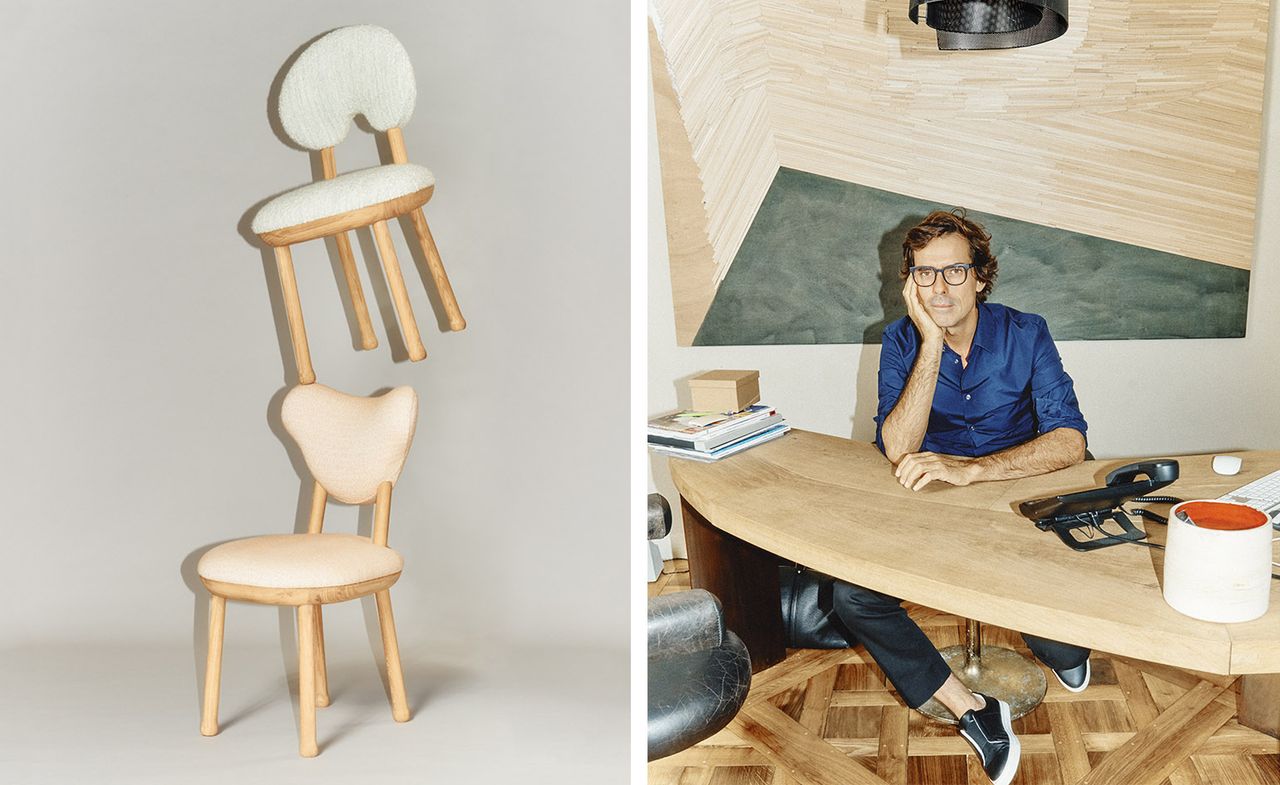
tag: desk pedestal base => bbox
[1240,673,1280,739]
[681,496,786,672]
[916,619,1047,724]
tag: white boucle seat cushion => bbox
[252,163,435,234]
[198,533,403,589]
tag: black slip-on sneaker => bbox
[1052,660,1091,693]
[958,692,1020,785]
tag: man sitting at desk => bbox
[837,208,1090,785]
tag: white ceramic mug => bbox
[1162,500,1272,623]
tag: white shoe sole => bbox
[1053,660,1091,693]
[992,699,1020,785]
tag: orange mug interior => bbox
[1176,500,1268,531]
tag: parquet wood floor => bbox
[649,560,1280,785]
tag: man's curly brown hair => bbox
[900,208,998,304]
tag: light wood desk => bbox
[669,429,1280,738]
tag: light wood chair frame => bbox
[261,126,465,384]
[199,480,410,757]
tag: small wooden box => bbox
[689,370,761,414]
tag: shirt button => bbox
[965,394,971,400]
[969,426,975,430]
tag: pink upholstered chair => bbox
[197,383,418,756]
[253,25,466,384]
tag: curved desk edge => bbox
[669,432,1280,676]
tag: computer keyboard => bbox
[1218,467,1280,529]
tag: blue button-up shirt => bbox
[874,303,1087,458]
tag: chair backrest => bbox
[281,384,418,504]
[277,25,417,150]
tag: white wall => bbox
[648,13,1280,557]
[0,1,628,652]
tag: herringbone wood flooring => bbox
[649,561,1280,785]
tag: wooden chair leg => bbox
[200,595,226,736]
[273,245,316,385]
[375,589,411,722]
[371,220,427,362]
[297,604,318,757]
[408,209,466,331]
[314,605,329,707]
[334,232,378,350]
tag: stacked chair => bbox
[252,24,465,383]
[197,25,464,757]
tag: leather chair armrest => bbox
[648,493,672,540]
[648,589,725,656]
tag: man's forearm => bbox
[965,427,1086,482]
[881,339,944,463]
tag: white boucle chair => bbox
[252,25,466,384]
[197,383,419,757]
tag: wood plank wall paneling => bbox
[755,0,1267,271]
[650,21,722,346]
[652,0,781,292]
[652,0,1268,344]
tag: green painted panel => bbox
[693,168,1249,345]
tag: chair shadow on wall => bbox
[177,385,449,746]
[850,214,924,442]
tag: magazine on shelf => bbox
[647,413,785,452]
[649,423,791,463]
[647,404,775,438]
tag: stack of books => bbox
[647,404,790,462]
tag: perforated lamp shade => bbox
[909,0,1068,49]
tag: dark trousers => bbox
[833,579,1091,709]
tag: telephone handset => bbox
[1105,460,1180,488]
[1017,460,1180,551]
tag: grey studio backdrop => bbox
[0,1,627,779]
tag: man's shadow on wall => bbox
[850,214,924,442]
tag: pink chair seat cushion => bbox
[198,533,403,589]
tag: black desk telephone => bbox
[1017,460,1180,551]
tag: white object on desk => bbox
[1212,455,1242,475]
[1163,500,1272,623]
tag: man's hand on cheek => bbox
[894,452,977,491]
[902,278,943,344]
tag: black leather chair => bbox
[647,491,752,761]
[649,492,672,541]
[647,493,671,581]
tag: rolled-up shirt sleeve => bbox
[1027,317,1088,441]
[874,325,914,454]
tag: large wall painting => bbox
[692,168,1249,345]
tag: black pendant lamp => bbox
[909,0,1067,49]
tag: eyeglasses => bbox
[909,263,974,287]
